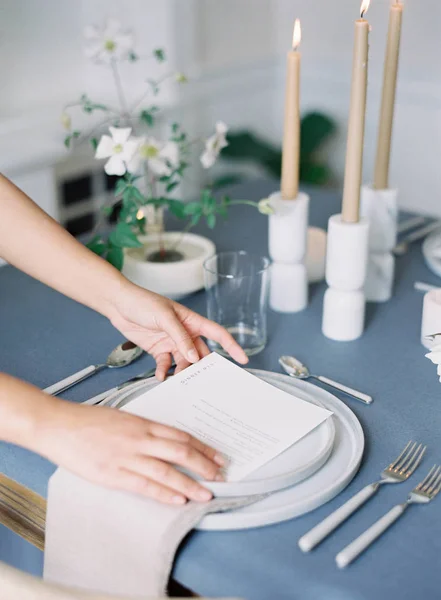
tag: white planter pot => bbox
[122,232,216,300]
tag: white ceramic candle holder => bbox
[268,191,309,313]
[361,185,398,302]
[322,215,370,341]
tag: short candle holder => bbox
[360,185,398,302]
[322,214,370,341]
[268,191,309,313]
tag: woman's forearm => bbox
[0,175,125,319]
[0,373,57,451]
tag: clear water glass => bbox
[203,251,270,357]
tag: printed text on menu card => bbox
[123,353,332,481]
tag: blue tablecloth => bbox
[1,180,440,599]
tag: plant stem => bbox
[110,59,130,121]
[129,72,175,113]
[169,219,194,253]
[228,200,259,208]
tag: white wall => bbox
[1,0,440,214]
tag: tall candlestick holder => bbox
[360,185,398,302]
[268,191,309,313]
[322,214,369,341]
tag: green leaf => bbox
[86,236,107,257]
[101,205,114,217]
[300,112,336,158]
[171,122,179,134]
[140,109,155,126]
[167,199,186,219]
[206,213,216,229]
[221,195,232,206]
[147,79,160,95]
[107,245,124,271]
[90,137,98,151]
[72,130,80,139]
[190,213,201,226]
[216,205,228,218]
[153,48,166,62]
[79,94,108,114]
[115,178,127,196]
[299,162,331,186]
[131,186,146,203]
[166,181,179,194]
[128,51,138,62]
[184,202,202,216]
[64,135,72,149]
[109,222,142,248]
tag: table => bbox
[1,180,441,600]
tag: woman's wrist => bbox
[0,374,59,451]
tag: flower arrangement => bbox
[61,18,271,269]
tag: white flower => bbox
[200,121,228,169]
[425,337,441,381]
[95,127,139,176]
[84,18,134,63]
[258,198,274,215]
[128,137,180,177]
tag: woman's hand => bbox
[108,281,248,380]
[32,394,226,505]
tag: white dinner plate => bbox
[198,371,364,530]
[422,229,441,278]
[103,370,336,497]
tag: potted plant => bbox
[61,18,271,298]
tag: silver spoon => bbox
[44,341,144,396]
[279,356,373,405]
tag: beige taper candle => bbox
[373,1,403,190]
[281,19,301,200]
[341,2,370,223]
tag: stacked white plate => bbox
[103,370,364,530]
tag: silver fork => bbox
[298,441,426,552]
[336,464,441,568]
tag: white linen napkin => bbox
[44,468,263,598]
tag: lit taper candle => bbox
[341,0,371,223]
[281,19,301,200]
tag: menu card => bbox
[123,353,332,481]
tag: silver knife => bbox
[82,364,175,406]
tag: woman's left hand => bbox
[108,282,248,380]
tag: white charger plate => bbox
[198,371,364,530]
[422,229,441,278]
[105,370,335,497]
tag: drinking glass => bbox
[203,251,270,356]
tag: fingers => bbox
[197,317,249,364]
[140,436,222,481]
[145,422,224,467]
[126,457,215,503]
[155,352,172,381]
[115,468,188,505]
[194,337,211,358]
[172,350,191,375]
[161,311,199,364]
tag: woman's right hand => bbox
[36,399,224,505]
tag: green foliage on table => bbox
[62,22,269,270]
[218,112,336,187]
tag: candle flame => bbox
[360,0,370,18]
[292,19,301,50]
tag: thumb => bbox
[162,312,199,363]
